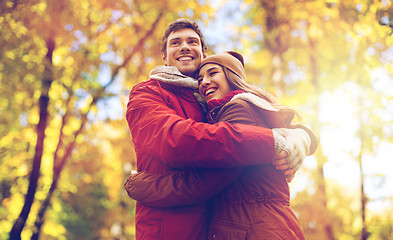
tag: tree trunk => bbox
[357,97,369,240]
[9,38,55,240]
[359,152,369,240]
[31,177,58,240]
[31,114,87,240]
[9,95,48,240]
[259,0,290,98]
[309,38,335,240]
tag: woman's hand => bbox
[273,128,310,169]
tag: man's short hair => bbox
[161,18,208,56]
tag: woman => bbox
[125,51,317,239]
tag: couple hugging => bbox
[125,18,318,240]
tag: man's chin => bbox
[178,67,197,77]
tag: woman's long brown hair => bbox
[223,66,301,121]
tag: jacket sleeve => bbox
[124,168,245,208]
[126,83,275,168]
[221,99,318,155]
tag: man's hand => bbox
[273,150,295,182]
[272,128,311,182]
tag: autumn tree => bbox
[233,0,393,239]
[1,0,212,239]
[1,0,392,239]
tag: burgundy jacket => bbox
[126,67,279,240]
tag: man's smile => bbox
[178,56,194,62]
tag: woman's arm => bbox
[220,99,317,178]
[124,168,245,208]
[290,123,318,155]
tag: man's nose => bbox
[180,41,191,51]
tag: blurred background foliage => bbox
[0,0,392,239]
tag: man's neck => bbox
[180,72,196,79]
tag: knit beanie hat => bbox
[198,51,246,81]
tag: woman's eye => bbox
[210,72,217,76]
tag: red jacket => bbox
[126,68,277,239]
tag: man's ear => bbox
[162,52,167,65]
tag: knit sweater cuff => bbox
[272,129,286,156]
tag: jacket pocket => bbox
[208,221,247,240]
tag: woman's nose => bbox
[201,78,210,86]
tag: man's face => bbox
[163,28,207,77]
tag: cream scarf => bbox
[150,66,198,89]
[150,66,207,112]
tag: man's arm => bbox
[124,167,245,208]
[123,91,315,206]
[127,83,276,168]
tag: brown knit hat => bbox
[198,51,246,81]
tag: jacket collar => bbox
[232,92,280,112]
[207,91,285,123]
[207,90,245,111]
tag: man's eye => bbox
[170,41,179,46]
[197,78,203,84]
[210,72,217,76]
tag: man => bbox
[126,18,313,240]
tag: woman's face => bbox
[197,64,232,102]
